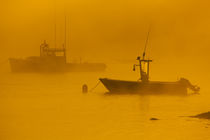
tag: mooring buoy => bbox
[82,84,88,93]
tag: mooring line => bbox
[89,80,101,92]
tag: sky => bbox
[0,0,210,80]
[1,2,210,140]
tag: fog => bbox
[1,1,210,139]
[1,0,210,84]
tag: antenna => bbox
[54,0,57,48]
[64,12,67,49]
[143,27,151,60]
[64,9,67,63]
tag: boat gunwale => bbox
[99,78,183,85]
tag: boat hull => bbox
[9,57,106,73]
[99,78,188,95]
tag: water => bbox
[0,68,210,140]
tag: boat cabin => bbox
[40,41,66,58]
[39,41,67,63]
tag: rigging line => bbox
[89,81,101,92]
[143,26,151,59]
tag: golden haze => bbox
[0,0,210,139]
[1,0,210,80]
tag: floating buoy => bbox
[82,84,88,93]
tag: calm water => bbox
[0,67,210,140]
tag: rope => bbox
[89,80,101,92]
[143,26,151,59]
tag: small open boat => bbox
[99,30,199,95]
[100,56,199,95]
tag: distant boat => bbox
[100,29,199,95]
[9,9,106,73]
[9,41,106,73]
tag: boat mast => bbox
[64,15,66,50]
[54,0,57,49]
[134,27,152,82]
[144,27,151,78]
[143,27,150,60]
[64,11,67,63]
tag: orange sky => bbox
[1,0,210,79]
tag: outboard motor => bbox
[179,78,200,94]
